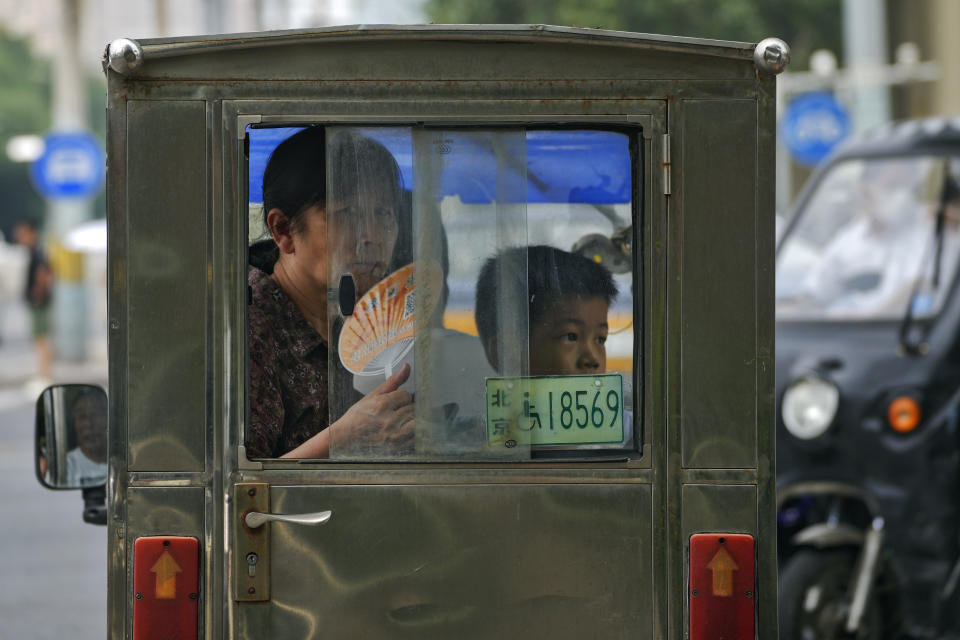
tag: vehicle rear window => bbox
[245,124,640,461]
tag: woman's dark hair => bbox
[328,129,403,211]
[250,127,403,272]
[260,126,327,236]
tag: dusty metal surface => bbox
[238,483,652,639]
[103,24,756,76]
[679,98,760,470]
[106,26,778,639]
[125,99,207,473]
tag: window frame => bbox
[231,111,654,469]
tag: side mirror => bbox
[35,384,108,491]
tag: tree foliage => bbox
[0,30,50,236]
[424,0,842,68]
[0,30,107,238]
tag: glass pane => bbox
[246,125,637,460]
[412,129,532,458]
[246,125,333,459]
[777,155,960,320]
[327,127,532,460]
[518,130,635,453]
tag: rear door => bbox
[227,100,664,639]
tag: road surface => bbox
[0,299,107,639]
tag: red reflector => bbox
[133,536,199,640]
[689,533,755,640]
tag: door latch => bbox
[233,483,270,601]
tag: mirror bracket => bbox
[82,485,107,526]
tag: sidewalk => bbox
[0,300,107,393]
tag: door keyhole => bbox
[246,552,259,577]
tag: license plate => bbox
[485,374,624,447]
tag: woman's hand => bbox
[281,364,415,459]
[331,364,415,455]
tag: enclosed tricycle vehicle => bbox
[776,117,960,639]
[33,25,789,639]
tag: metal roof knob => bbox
[106,38,143,75]
[754,37,791,75]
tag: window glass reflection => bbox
[246,125,637,460]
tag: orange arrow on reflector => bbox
[151,550,183,600]
[706,547,738,597]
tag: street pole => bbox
[206,0,225,34]
[50,0,90,362]
[843,0,891,134]
[775,1,941,213]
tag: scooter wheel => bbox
[779,548,887,640]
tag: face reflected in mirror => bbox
[73,389,108,462]
[36,385,108,489]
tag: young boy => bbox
[474,244,618,376]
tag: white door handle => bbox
[245,509,332,529]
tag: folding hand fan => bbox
[338,261,444,390]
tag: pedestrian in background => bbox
[13,219,53,389]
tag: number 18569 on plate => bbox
[485,374,624,447]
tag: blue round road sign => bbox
[781,92,851,167]
[30,132,105,199]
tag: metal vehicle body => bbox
[776,117,960,639]
[35,25,786,639]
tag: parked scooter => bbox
[776,117,960,639]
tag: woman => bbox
[247,127,415,458]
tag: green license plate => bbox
[485,374,624,447]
